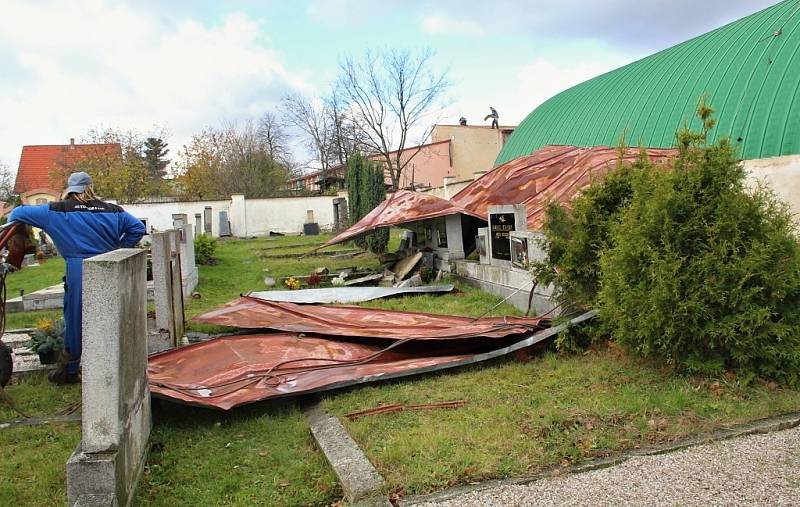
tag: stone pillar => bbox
[150,230,185,352]
[151,231,175,350]
[443,175,455,200]
[178,224,198,297]
[445,214,465,260]
[67,248,151,507]
[229,194,247,238]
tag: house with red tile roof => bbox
[14,138,122,204]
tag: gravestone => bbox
[178,224,198,297]
[203,207,212,235]
[476,227,489,264]
[509,230,543,270]
[194,213,202,238]
[218,211,231,237]
[487,204,527,268]
[171,213,187,229]
[150,230,185,352]
[66,249,150,507]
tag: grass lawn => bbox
[322,347,800,495]
[2,233,800,506]
[3,256,65,331]
[0,373,81,506]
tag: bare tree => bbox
[281,94,339,191]
[325,89,364,168]
[257,112,292,167]
[0,162,16,203]
[337,47,449,191]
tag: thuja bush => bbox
[533,149,650,308]
[598,104,800,383]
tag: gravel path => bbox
[411,425,800,506]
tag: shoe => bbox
[48,351,80,385]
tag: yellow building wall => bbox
[23,192,58,205]
[431,125,513,181]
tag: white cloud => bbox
[441,51,635,131]
[0,1,307,169]
[421,14,485,37]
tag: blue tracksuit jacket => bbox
[9,199,145,373]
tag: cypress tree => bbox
[364,161,389,253]
[346,154,367,249]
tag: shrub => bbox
[538,100,800,384]
[532,148,650,308]
[599,104,800,383]
[194,234,217,265]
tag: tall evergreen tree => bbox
[346,153,367,249]
[364,161,388,253]
[144,137,170,180]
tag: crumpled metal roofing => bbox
[319,145,676,247]
[193,296,544,340]
[452,145,677,229]
[319,189,481,249]
[247,284,454,304]
[147,311,595,410]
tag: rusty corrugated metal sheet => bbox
[320,145,677,248]
[319,189,481,249]
[452,145,678,229]
[147,311,595,410]
[194,296,545,340]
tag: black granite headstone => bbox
[489,212,515,260]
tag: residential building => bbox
[14,139,122,204]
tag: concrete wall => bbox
[122,195,340,238]
[431,124,513,181]
[744,155,800,216]
[68,248,150,507]
[242,195,338,236]
[123,199,229,238]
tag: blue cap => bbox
[65,171,92,194]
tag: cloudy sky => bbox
[0,0,780,172]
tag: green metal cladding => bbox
[496,1,800,165]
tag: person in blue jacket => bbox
[9,172,145,384]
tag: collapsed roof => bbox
[320,145,677,249]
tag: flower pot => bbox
[38,349,57,365]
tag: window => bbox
[35,198,48,205]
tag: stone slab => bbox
[70,248,151,507]
[304,401,385,502]
[452,260,557,315]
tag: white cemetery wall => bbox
[124,199,229,238]
[243,196,338,236]
[123,195,339,238]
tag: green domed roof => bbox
[497,1,800,165]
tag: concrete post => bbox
[445,214,465,260]
[443,175,455,200]
[67,248,151,507]
[151,231,176,349]
[150,230,186,350]
[178,224,198,297]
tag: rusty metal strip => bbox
[344,400,469,421]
